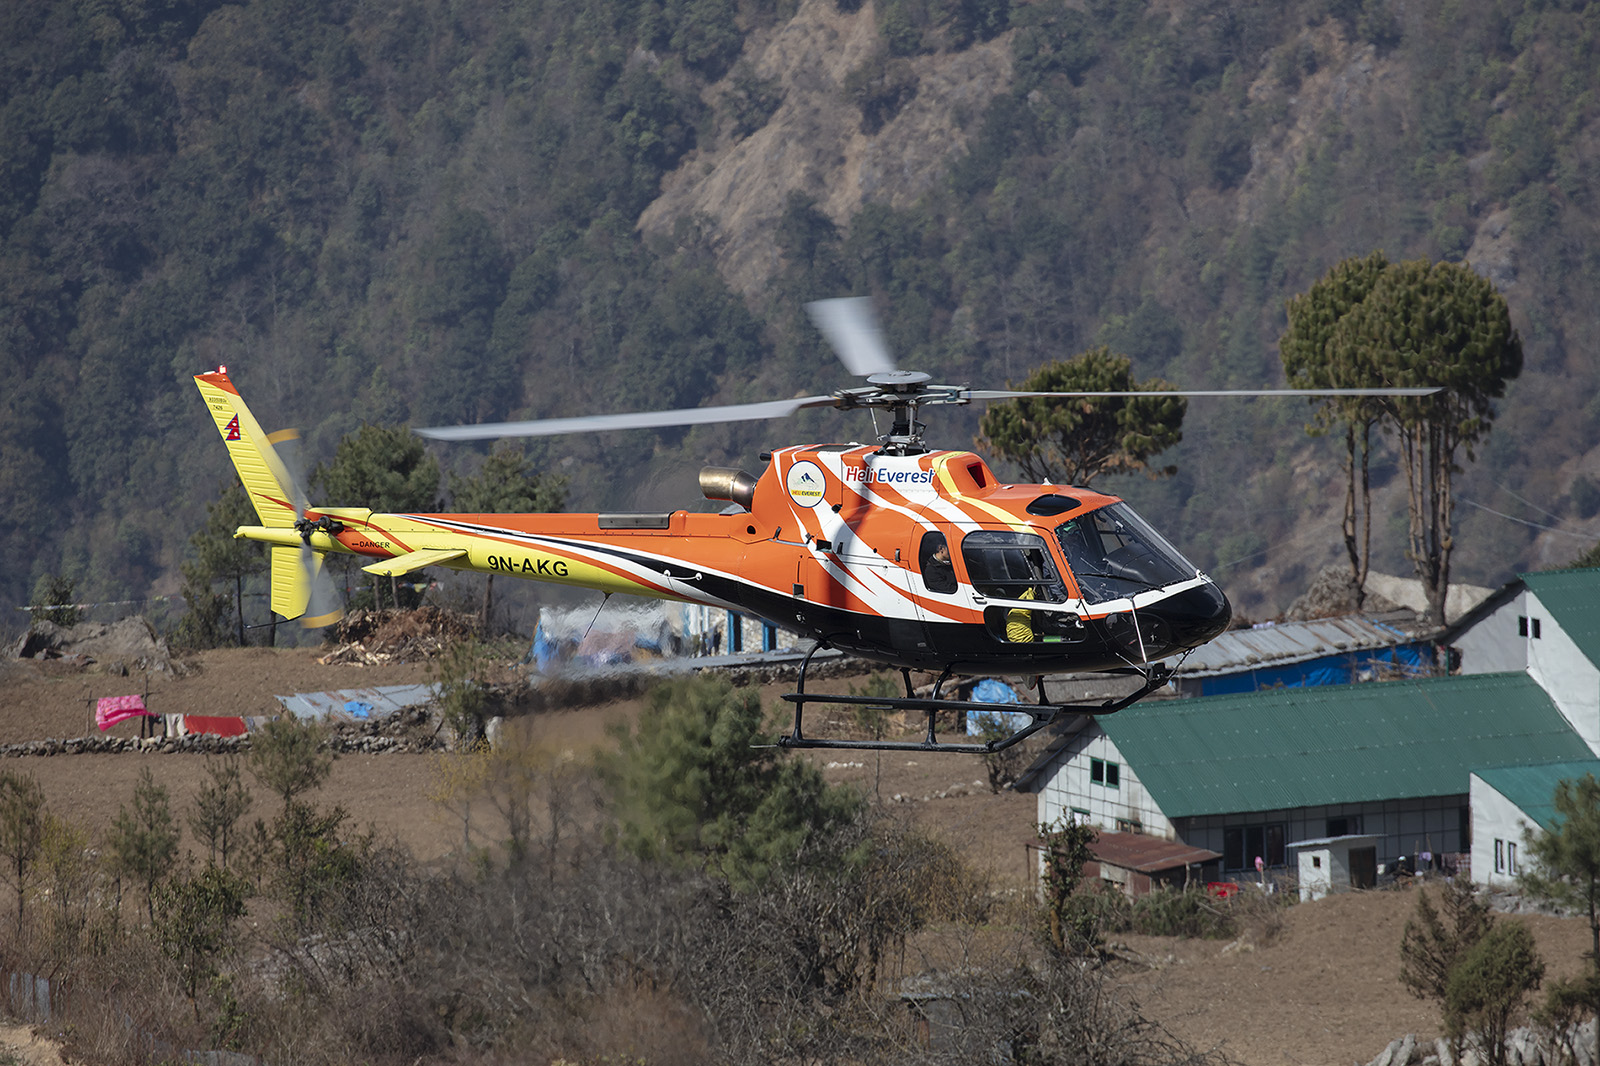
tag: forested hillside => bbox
[4,0,1599,631]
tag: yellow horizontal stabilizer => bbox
[361,548,467,577]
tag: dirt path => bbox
[0,1023,67,1066]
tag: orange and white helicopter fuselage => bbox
[199,368,1231,677]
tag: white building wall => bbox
[1525,591,1600,755]
[1469,774,1541,890]
[1036,725,1176,839]
[1454,593,1530,675]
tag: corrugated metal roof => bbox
[1100,672,1591,818]
[1522,568,1600,667]
[1474,759,1600,832]
[1088,831,1221,873]
[1167,616,1421,677]
[276,684,439,722]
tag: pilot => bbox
[921,535,957,594]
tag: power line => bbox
[16,596,177,612]
[1457,497,1593,540]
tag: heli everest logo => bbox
[786,460,827,507]
[843,465,935,486]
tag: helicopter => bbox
[196,298,1437,753]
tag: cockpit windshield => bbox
[1054,502,1199,603]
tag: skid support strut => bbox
[777,644,1171,754]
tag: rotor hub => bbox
[866,370,932,392]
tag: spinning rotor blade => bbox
[266,427,311,514]
[267,427,343,629]
[300,544,343,629]
[416,395,839,441]
[965,387,1444,401]
[805,297,897,377]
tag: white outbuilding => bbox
[1287,834,1383,901]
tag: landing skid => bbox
[776,642,1171,754]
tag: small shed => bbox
[1028,831,1221,897]
[1288,833,1382,901]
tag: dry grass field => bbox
[0,645,1591,1065]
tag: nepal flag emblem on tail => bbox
[224,415,241,441]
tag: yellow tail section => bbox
[196,369,341,626]
[194,369,300,528]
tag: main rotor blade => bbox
[415,395,840,441]
[805,297,897,377]
[966,387,1444,401]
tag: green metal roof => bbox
[1100,673,1592,818]
[1474,760,1600,832]
[1522,568,1600,667]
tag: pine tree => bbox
[977,347,1186,488]
[0,771,46,935]
[188,757,254,868]
[106,767,180,924]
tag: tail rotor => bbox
[267,428,344,630]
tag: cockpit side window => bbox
[918,531,957,594]
[960,530,1067,602]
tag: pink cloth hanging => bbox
[95,695,153,731]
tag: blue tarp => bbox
[967,679,1032,735]
[1196,643,1434,697]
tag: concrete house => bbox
[1447,568,1600,753]
[1016,567,1600,894]
[1015,672,1594,888]
[1469,758,1600,890]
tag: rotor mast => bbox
[833,370,968,455]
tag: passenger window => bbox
[918,532,957,594]
[960,530,1066,602]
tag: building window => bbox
[1494,839,1505,874]
[1327,816,1361,837]
[1508,842,1518,875]
[1116,817,1143,834]
[1224,823,1286,871]
[1519,616,1542,639]
[1090,758,1120,788]
[1069,807,1091,825]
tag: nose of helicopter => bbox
[1146,581,1232,652]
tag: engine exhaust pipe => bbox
[699,467,758,512]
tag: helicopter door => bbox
[794,533,925,656]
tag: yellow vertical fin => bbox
[193,370,300,528]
